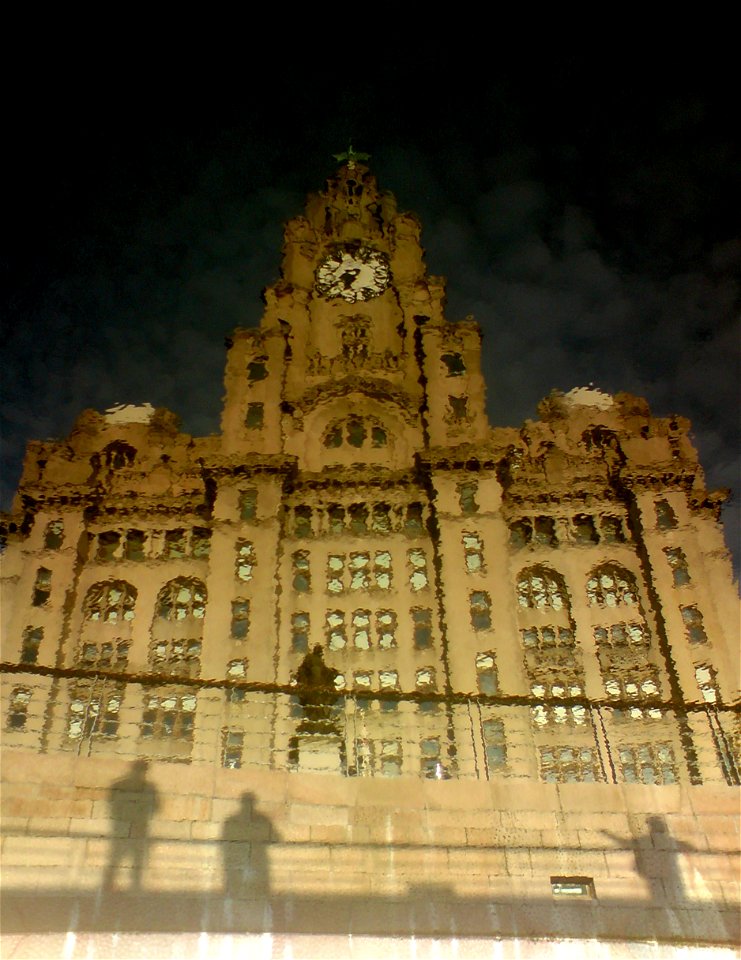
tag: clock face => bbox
[315,246,390,302]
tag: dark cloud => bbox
[3,59,739,573]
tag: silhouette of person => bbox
[295,645,340,736]
[602,814,702,903]
[221,792,274,899]
[102,759,160,891]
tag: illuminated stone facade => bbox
[1,162,739,953]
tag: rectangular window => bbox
[420,737,441,778]
[470,591,492,631]
[291,613,310,653]
[404,502,424,535]
[349,504,368,534]
[352,609,372,649]
[373,550,392,589]
[44,520,64,550]
[235,541,255,581]
[247,357,268,382]
[412,607,432,649]
[376,609,396,649]
[222,730,244,769]
[371,503,392,533]
[294,504,312,537]
[245,402,264,429]
[600,516,625,543]
[571,514,598,543]
[408,548,429,591]
[416,667,437,713]
[191,527,211,559]
[665,547,690,586]
[476,652,498,695]
[380,739,402,777]
[239,488,258,521]
[327,554,345,594]
[539,746,599,783]
[379,670,399,712]
[141,693,196,740]
[681,605,707,644]
[21,627,43,664]
[618,743,677,785]
[96,531,120,562]
[483,718,507,772]
[463,532,484,572]
[448,395,468,420]
[655,499,678,530]
[551,877,595,899]
[124,529,146,561]
[328,505,345,535]
[292,550,311,592]
[31,568,52,607]
[8,688,31,731]
[231,599,250,640]
[458,481,478,515]
[349,553,370,591]
[326,610,346,650]
[533,516,557,546]
[164,529,187,559]
[694,665,719,703]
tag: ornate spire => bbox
[332,143,371,170]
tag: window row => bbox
[321,549,429,594]
[509,513,627,549]
[92,527,211,563]
[323,416,388,450]
[538,743,677,784]
[291,607,434,653]
[284,501,427,538]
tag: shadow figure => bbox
[221,792,275,899]
[295,645,340,736]
[602,814,703,903]
[102,759,160,891]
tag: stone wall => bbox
[1,750,738,955]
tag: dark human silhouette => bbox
[221,792,274,899]
[602,814,702,903]
[102,759,160,891]
[295,645,340,736]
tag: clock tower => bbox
[219,159,490,467]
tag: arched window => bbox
[516,567,568,611]
[586,564,638,608]
[83,580,137,623]
[103,441,136,470]
[150,578,207,677]
[323,416,388,450]
[155,578,207,620]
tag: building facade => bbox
[1,159,739,789]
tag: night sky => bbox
[3,53,739,573]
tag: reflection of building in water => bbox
[1,160,739,790]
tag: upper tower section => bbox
[220,158,489,467]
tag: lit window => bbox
[517,568,568,611]
[476,653,498,695]
[191,528,211,559]
[349,553,370,591]
[83,580,137,623]
[420,737,442,778]
[586,565,638,608]
[326,610,346,650]
[8,688,31,731]
[164,529,187,559]
[695,665,719,703]
[124,529,147,561]
[463,532,484,573]
[408,548,429,591]
[380,739,402,777]
[352,609,372,649]
[327,554,345,593]
[156,578,206,620]
[373,551,392,589]
[377,610,397,649]
[141,692,196,740]
[235,541,255,582]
